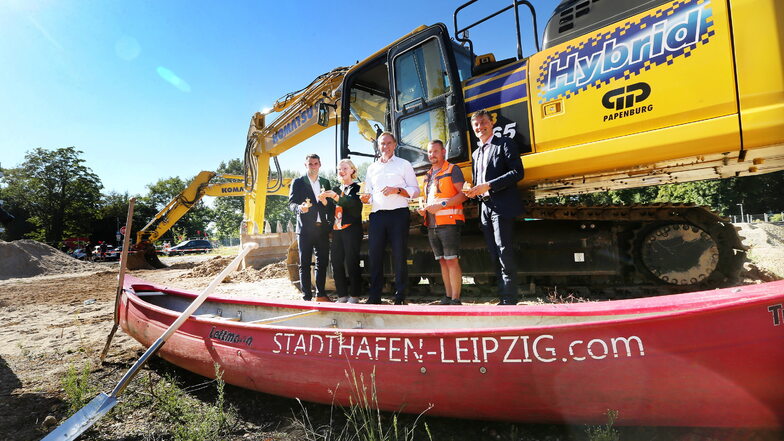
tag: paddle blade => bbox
[41,393,117,441]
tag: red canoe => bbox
[119,275,784,428]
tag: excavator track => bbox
[525,203,747,294]
[285,202,746,300]
[403,202,747,299]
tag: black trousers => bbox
[331,223,363,298]
[368,208,410,301]
[297,224,330,299]
[480,202,518,300]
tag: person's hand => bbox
[381,186,399,196]
[360,193,371,204]
[416,208,426,217]
[299,201,310,213]
[317,191,333,205]
[425,203,442,214]
[323,190,338,201]
[465,183,490,198]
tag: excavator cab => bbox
[340,24,470,173]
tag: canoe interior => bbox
[129,280,779,330]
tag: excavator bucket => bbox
[126,243,167,270]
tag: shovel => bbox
[42,242,259,441]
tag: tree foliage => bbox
[138,176,214,243]
[0,147,102,245]
[543,171,784,217]
[212,159,245,240]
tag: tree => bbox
[93,191,135,246]
[138,176,214,243]
[0,147,102,245]
[212,159,245,240]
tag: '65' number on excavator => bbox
[493,122,517,139]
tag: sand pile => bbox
[738,223,784,278]
[180,256,288,282]
[180,256,234,278]
[0,239,102,280]
[226,261,288,282]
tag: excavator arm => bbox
[242,67,349,236]
[129,171,261,269]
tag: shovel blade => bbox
[41,393,117,441]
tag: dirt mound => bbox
[741,261,781,283]
[226,260,288,282]
[180,256,234,278]
[179,256,288,282]
[0,239,102,280]
[738,222,784,278]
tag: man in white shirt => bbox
[360,132,420,304]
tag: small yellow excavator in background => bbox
[127,171,289,269]
[139,0,784,296]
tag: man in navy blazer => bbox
[465,110,525,305]
[288,154,334,301]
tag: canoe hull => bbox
[119,277,784,427]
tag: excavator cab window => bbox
[340,57,391,169]
[394,39,451,111]
[388,24,469,172]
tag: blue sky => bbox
[0,0,559,196]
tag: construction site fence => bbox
[729,213,784,224]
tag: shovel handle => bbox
[110,242,258,397]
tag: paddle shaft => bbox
[100,197,136,361]
[43,243,257,441]
[110,242,258,397]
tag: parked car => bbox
[164,239,213,256]
[103,246,122,261]
[92,244,120,261]
[71,248,88,260]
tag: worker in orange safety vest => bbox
[417,140,468,305]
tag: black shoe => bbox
[497,298,517,305]
[394,299,406,305]
[439,296,451,305]
[451,299,462,305]
[302,296,313,301]
[365,297,383,305]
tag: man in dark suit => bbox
[288,154,334,301]
[465,110,525,305]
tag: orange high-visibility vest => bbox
[424,161,465,226]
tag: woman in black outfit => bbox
[318,159,363,303]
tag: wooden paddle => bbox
[42,242,259,441]
[99,197,136,362]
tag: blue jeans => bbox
[480,202,518,300]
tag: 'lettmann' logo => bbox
[537,0,713,103]
[272,100,322,145]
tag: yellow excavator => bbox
[149,0,784,296]
[128,171,288,269]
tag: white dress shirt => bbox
[474,140,492,197]
[365,156,420,213]
[308,175,324,222]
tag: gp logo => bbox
[602,82,651,110]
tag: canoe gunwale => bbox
[122,276,784,334]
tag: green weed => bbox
[290,367,432,441]
[149,364,237,441]
[585,409,620,441]
[61,361,97,415]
